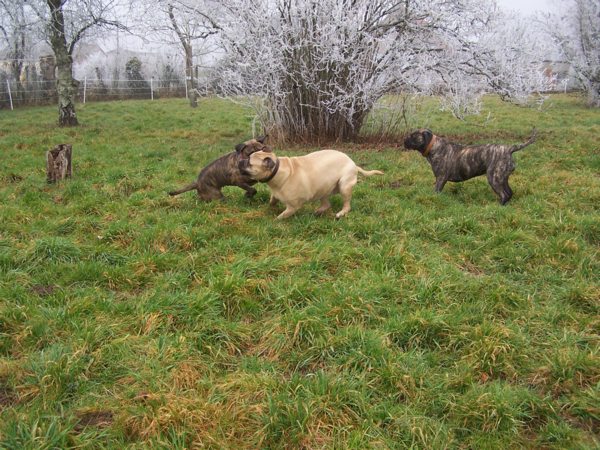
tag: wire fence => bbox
[0,74,576,111]
[0,77,204,110]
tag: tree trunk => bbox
[47,0,79,126]
[587,80,600,107]
[272,31,373,143]
[56,63,79,126]
[279,88,370,143]
[168,4,198,108]
[184,44,197,108]
[10,62,25,106]
[10,37,26,105]
[46,144,72,183]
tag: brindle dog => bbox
[169,136,271,201]
[404,129,536,204]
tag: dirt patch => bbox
[0,384,18,409]
[74,410,114,431]
[459,260,486,277]
[30,284,57,296]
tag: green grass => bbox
[0,95,598,448]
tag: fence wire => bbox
[0,77,203,109]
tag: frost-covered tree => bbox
[141,0,220,107]
[546,0,600,107]
[0,1,37,103]
[441,9,555,117]
[214,0,552,143]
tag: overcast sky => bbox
[495,0,556,15]
[98,0,562,56]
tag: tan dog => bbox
[239,149,383,219]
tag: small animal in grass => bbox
[403,128,537,204]
[238,149,383,219]
[169,135,271,201]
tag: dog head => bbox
[235,135,272,160]
[404,129,434,154]
[238,150,279,181]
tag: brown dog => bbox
[239,149,383,219]
[169,136,271,201]
[404,129,536,204]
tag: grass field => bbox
[0,95,598,449]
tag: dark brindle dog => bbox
[169,136,271,201]
[404,129,537,204]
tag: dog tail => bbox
[357,167,384,177]
[511,128,537,153]
[168,182,197,196]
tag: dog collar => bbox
[423,136,436,157]
[260,158,280,183]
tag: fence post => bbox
[150,77,154,100]
[83,77,87,104]
[7,79,13,110]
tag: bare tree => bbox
[0,1,36,103]
[32,0,130,126]
[141,0,220,107]
[214,0,552,143]
[546,0,600,107]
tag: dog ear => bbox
[235,144,246,154]
[256,134,268,144]
[422,129,433,146]
[263,157,276,170]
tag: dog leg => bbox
[335,175,357,219]
[487,169,514,205]
[239,183,257,198]
[487,174,510,205]
[315,198,331,215]
[198,187,224,201]
[500,181,513,205]
[277,206,299,219]
[269,195,279,207]
[506,183,513,199]
[434,177,447,192]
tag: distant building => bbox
[543,60,579,92]
[72,39,165,80]
[39,55,55,81]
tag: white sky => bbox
[89,0,562,57]
[495,0,556,15]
